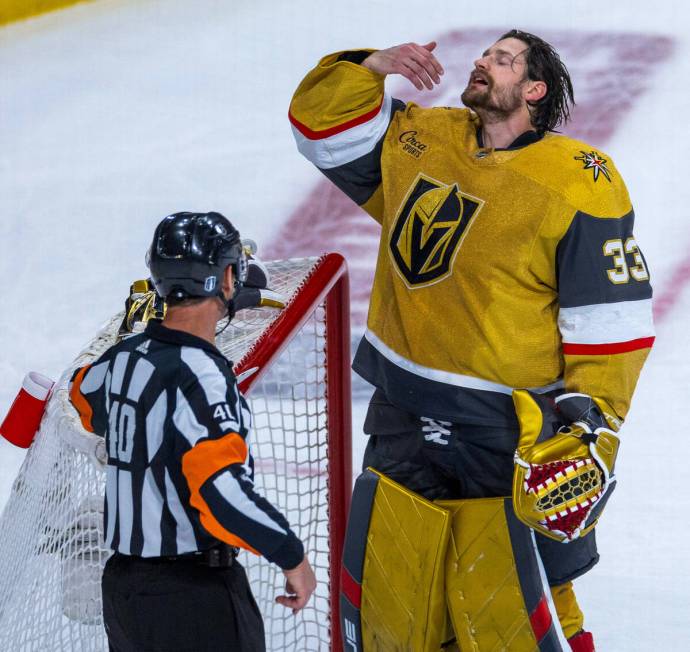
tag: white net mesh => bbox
[0,257,344,651]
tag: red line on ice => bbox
[653,252,690,323]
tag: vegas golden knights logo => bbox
[389,174,483,288]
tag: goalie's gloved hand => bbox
[233,254,286,312]
[553,393,621,480]
[511,390,621,542]
[119,279,166,336]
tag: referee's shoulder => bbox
[92,330,150,366]
[177,344,238,407]
[139,321,236,385]
[178,344,232,377]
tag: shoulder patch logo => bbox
[135,339,151,355]
[389,173,484,288]
[574,150,612,182]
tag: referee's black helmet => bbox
[147,212,247,302]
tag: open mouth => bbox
[470,73,490,87]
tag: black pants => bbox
[102,553,265,652]
[362,389,599,586]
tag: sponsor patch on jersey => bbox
[574,150,612,182]
[398,130,428,159]
[389,173,483,288]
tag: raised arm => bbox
[289,42,442,223]
[360,41,444,90]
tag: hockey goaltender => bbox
[290,29,654,651]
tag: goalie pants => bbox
[102,553,265,652]
[362,388,599,586]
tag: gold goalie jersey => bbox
[289,51,655,427]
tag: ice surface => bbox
[1,0,689,649]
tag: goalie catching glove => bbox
[119,279,166,335]
[512,391,621,543]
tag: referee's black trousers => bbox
[102,552,265,652]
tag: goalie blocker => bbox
[340,469,569,652]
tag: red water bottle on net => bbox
[0,372,55,448]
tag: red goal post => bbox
[236,252,352,651]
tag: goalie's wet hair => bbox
[501,29,575,134]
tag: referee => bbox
[69,212,316,652]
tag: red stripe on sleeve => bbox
[288,99,384,140]
[340,566,362,608]
[563,336,655,355]
[529,594,553,642]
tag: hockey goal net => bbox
[0,254,351,652]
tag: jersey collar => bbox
[145,320,222,357]
[475,127,543,151]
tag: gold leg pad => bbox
[438,498,540,652]
[360,469,451,652]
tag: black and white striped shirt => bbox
[70,320,304,570]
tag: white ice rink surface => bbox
[1,0,690,649]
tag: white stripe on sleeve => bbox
[212,470,287,535]
[558,298,655,344]
[180,347,231,407]
[80,361,109,393]
[291,93,392,170]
